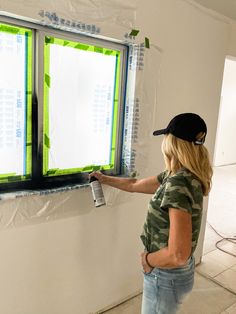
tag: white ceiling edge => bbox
[184,0,236,25]
[193,0,236,22]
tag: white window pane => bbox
[0,31,27,176]
[47,43,118,171]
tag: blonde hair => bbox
[161,133,213,196]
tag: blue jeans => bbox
[141,256,195,314]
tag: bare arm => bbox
[89,171,160,194]
[142,208,192,270]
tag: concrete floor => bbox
[101,165,236,314]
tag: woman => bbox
[90,113,213,314]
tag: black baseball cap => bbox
[153,113,207,144]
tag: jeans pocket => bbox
[142,268,155,276]
[173,277,194,304]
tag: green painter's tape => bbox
[45,164,114,177]
[109,52,120,168]
[45,36,54,44]
[0,174,29,183]
[0,25,18,34]
[45,74,51,88]
[46,168,82,176]
[46,36,119,57]
[130,29,139,36]
[25,29,33,178]
[75,43,89,50]
[8,175,22,182]
[46,169,59,175]
[81,166,94,172]
[145,37,150,48]
[81,165,102,172]
[0,173,16,180]
[44,134,50,149]
[43,39,50,175]
[105,49,113,56]
[45,36,50,44]
[0,23,31,36]
[94,46,103,54]
[105,50,113,55]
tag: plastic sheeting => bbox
[0,0,162,229]
[0,184,93,230]
[0,0,138,37]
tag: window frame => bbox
[0,19,34,186]
[0,15,128,191]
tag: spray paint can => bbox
[89,176,106,207]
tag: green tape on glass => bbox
[44,134,50,149]
[0,25,18,34]
[105,50,113,55]
[43,40,50,175]
[75,43,89,50]
[130,29,139,36]
[24,28,33,179]
[109,52,120,169]
[94,46,104,54]
[81,165,102,172]
[46,169,59,175]
[0,23,32,36]
[45,36,119,57]
[0,173,16,180]
[45,36,50,44]
[45,36,54,44]
[145,37,150,48]
[47,168,82,176]
[57,169,82,175]
[45,74,51,88]
[8,175,22,182]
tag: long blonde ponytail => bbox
[161,134,213,196]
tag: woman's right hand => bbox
[89,171,104,183]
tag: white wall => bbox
[213,19,236,167]
[214,57,236,166]
[0,0,232,313]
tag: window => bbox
[0,22,32,185]
[0,17,127,191]
[44,36,120,176]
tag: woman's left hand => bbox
[141,251,154,274]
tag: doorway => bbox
[207,56,236,237]
[198,57,236,294]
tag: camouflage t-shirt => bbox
[140,168,203,254]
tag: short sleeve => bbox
[157,170,168,185]
[160,175,193,213]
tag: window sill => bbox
[0,183,90,201]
